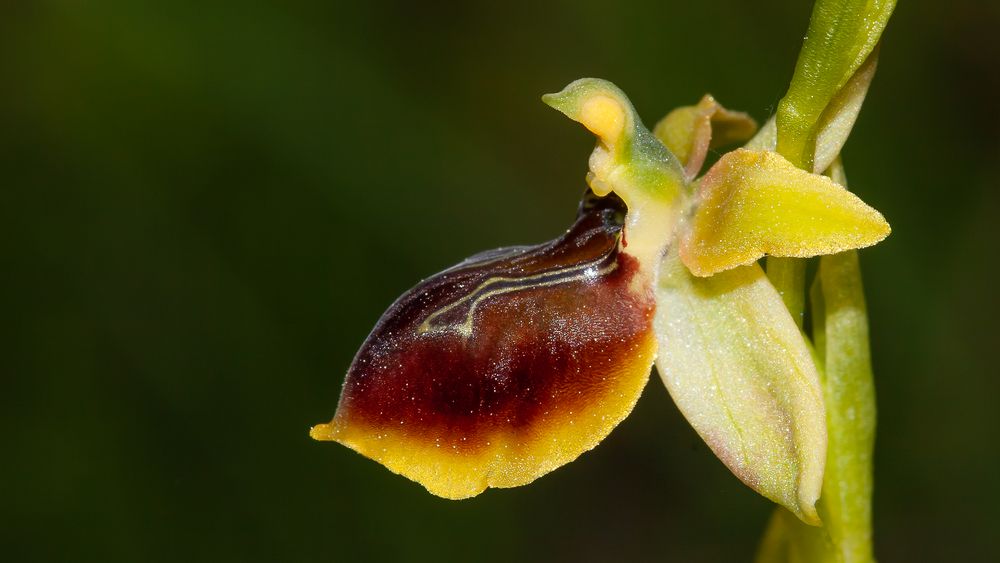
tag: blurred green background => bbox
[2,1,997,561]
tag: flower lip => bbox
[312,189,657,499]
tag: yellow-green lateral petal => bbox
[745,116,777,152]
[680,149,890,277]
[653,103,704,171]
[654,250,826,524]
[652,94,757,180]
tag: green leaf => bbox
[654,250,826,524]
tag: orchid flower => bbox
[312,76,887,521]
[312,0,894,543]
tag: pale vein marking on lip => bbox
[417,251,619,339]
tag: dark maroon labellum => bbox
[312,192,656,498]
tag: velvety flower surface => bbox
[311,193,657,499]
[312,76,889,523]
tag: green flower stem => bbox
[758,159,879,563]
[775,0,896,171]
[767,0,894,323]
[767,257,807,330]
[814,248,877,563]
[812,160,877,562]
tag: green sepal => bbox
[654,250,827,524]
